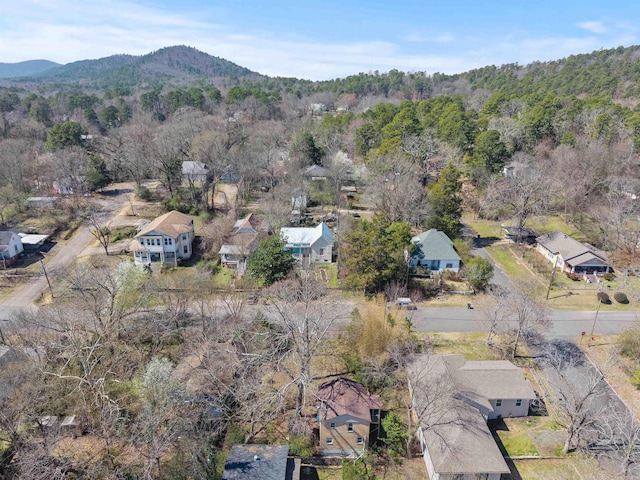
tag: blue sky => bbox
[1,0,639,80]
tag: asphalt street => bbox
[408,306,639,339]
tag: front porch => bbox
[133,250,177,266]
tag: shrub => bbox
[632,366,640,389]
[603,272,615,281]
[564,271,581,281]
[597,292,611,304]
[618,328,640,361]
[466,257,494,291]
[614,292,629,304]
[288,433,314,458]
[135,185,153,201]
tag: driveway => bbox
[0,185,134,313]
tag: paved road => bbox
[409,306,639,339]
[0,186,133,312]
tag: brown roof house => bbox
[219,214,259,273]
[316,378,382,456]
[407,354,536,480]
[130,210,194,266]
[536,230,610,275]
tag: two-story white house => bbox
[281,222,333,264]
[130,211,194,267]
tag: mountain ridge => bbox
[0,59,60,79]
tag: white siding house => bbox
[0,231,24,268]
[131,211,194,267]
[536,230,610,275]
[281,222,334,264]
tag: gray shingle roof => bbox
[536,230,609,267]
[407,354,535,476]
[302,165,330,178]
[222,444,291,480]
[410,229,461,262]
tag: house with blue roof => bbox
[408,229,461,273]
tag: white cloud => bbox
[435,33,454,43]
[0,0,638,81]
[577,21,609,34]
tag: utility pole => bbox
[40,259,53,299]
[546,257,559,300]
[588,300,602,347]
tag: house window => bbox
[356,437,364,445]
[495,399,502,407]
[319,248,325,256]
[145,238,151,246]
[330,422,336,429]
[516,399,522,407]
[347,422,354,432]
[164,237,172,245]
[183,245,188,254]
[326,437,333,445]
[182,233,188,241]
[371,409,380,423]
[446,263,453,268]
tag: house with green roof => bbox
[408,229,461,273]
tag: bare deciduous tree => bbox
[265,272,345,420]
[366,155,430,226]
[539,340,610,454]
[592,406,640,478]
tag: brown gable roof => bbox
[317,378,381,422]
[136,210,193,239]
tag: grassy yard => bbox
[512,458,584,480]
[462,214,503,238]
[483,243,640,310]
[427,331,500,360]
[315,263,339,288]
[580,335,640,423]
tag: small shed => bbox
[18,233,50,251]
[60,415,82,437]
[501,226,537,244]
[27,197,56,209]
[37,415,59,428]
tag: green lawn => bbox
[512,459,581,480]
[316,263,339,288]
[497,431,540,457]
[485,245,546,294]
[211,267,235,289]
[428,332,499,360]
[462,214,502,238]
[526,216,586,240]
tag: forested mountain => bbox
[0,59,59,78]
[5,44,640,102]
[260,45,640,101]
[13,46,261,90]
